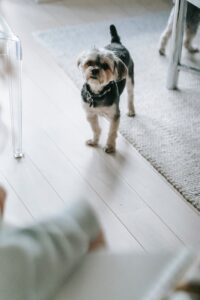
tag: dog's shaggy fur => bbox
[159,2,200,55]
[77,24,135,153]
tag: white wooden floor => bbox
[0,0,200,253]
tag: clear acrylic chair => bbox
[0,16,23,158]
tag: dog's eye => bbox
[102,63,109,70]
[86,60,95,67]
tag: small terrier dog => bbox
[77,24,135,153]
[159,2,200,55]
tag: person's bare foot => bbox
[89,231,105,251]
[0,186,6,216]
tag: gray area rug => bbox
[34,11,200,211]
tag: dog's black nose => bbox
[92,68,99,76]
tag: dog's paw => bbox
[127,110,135,117]
[159,48,166,56]
[104,145,116,154]
[184,41,199,53]
[86,139,98,147]
[188,47,199,54]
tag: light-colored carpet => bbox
[34,11,200,211]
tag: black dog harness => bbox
[81,81,124,107]
[82,81,116,107]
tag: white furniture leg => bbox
[167,0,187,89]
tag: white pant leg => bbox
[0,201,100,300]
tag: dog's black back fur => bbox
[106,24,134,85]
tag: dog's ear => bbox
[77,56,81,68]
[77,51,87,68]
[114,58,128,80]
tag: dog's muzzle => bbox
[91,68,99,76]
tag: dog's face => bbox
[77,48,127,90]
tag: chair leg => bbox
[8,39,23,159]
[167,0,187,90]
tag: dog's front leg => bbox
[104,115,120,153]
[86,113,101,147]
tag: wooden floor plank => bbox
[0,174,33,226]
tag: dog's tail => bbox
[110,24,121,44]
